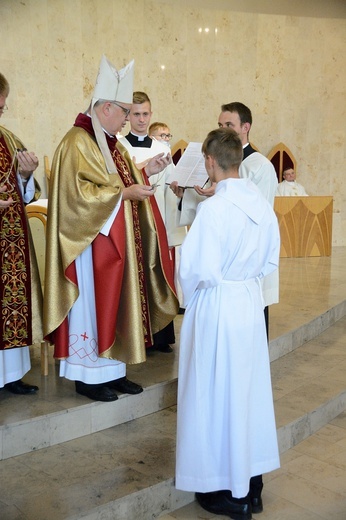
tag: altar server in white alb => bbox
[176,128,280,520]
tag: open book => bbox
[165,142,209,188]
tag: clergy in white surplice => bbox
[276,167,308,197]
[175,127,280,519]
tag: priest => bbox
[276,167,308,196]
[0,72,42,395]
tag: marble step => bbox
[0,315,345,520]
[1,290,345,462]
[269,299,346,362]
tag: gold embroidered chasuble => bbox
[43,115,178,365]
[0,126,43,349]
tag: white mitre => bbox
[91,55,134,173]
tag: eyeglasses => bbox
[110,101,131,118]
[156,133,173,141]
[0,104,8,114]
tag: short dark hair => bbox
[133,91,151,105]
[221,102,252,125]
[202,127,243,171]
[282,166,294,174]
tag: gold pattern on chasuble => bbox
[111,147,151,343]
[0,140,31,348]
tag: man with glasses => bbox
[43,56,179,402]
[0,72,43,396]
[119,92,186,352]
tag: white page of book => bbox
[166,142,208,188]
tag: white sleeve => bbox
[177,188,206,227]
[240,154,278,206]
[179,202,221,305]
[275,182,285,196]
[164,182,187,246]
[99,197,122,236]
[16,172,36,204]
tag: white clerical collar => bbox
[243,143,250,149]
[130,131,147,141]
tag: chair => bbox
[26,201,50,376]
[267,142,297,183]
[171,139,188,165]
[44,155,51,196]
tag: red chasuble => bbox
[0,133,33,349]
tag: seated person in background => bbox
[148,121,173,148]
[276,167,308,196]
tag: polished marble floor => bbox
[0,248,345,519]
[1,247,345,427]
[268,247,345,341]
[159,412,346,520]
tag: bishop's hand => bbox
[144,152,172,177]
[123,184,156,202]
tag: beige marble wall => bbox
[1,0,345,245]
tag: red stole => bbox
[0,134,32,349]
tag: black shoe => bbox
[196,491,252,520]
[106,377,143,395]
[156,344,173,353]
[250,475,263,513]
[146,344,173,353]
[251,497,263,514]
[75,381,118,402]
[5,379,39,394]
